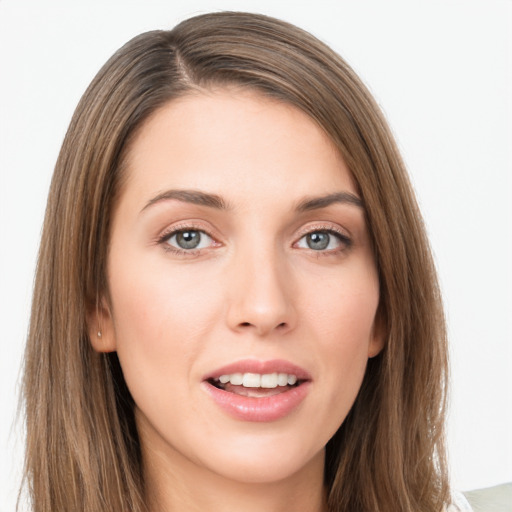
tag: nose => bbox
[226,246,297,337]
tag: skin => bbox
[90,89,383,512]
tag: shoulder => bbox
[446,490,474,512]
[446,483,512,511]
[462,483,512,512]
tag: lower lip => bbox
[203,381,311,422]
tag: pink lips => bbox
[202,359,312,422]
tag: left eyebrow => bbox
[140,189,230,214]
[295,192,364,212]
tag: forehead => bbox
[122,89,357,208]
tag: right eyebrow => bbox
[140,189,230,214]
[295,191,364,212]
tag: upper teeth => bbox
[216,372,298,388]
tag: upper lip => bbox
[203,359,312,381]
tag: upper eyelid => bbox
[294,222,351,239]
[157,221,218,241]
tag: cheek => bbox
[302,262,379,348]
[300,264,379,416]
[107,255,223,397]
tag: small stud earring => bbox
[97,331,102,338]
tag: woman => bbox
[22,11,465,512]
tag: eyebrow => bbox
[141,189,230,213]
[295,192,363,212]
[140,189,363,214]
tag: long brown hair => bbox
[22,11,449,512]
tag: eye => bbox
[164,229,214,251]
[295,230,350,252]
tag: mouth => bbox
[202,360,311,422]
[207,372,304,398]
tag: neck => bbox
[142,436,326,512]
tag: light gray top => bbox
[463,483,512,512]
[447,483,512,512]
[447,490,474,511]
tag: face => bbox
[91,89,382,485]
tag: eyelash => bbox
[156,223,216,256]
[294,225,352,256]
[156,224,352,256]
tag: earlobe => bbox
[87,299,117,353]
[368,334,385,358]
[368,309,386,358]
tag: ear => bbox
[86,298,117,353]
[368,307,386,358]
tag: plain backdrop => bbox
[1,0,511,510]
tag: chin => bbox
[188,430,327,485]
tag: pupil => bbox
[176,231,200,249]
[307,232,329,250]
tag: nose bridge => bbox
[226,235,296,336]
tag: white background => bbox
[1,1,511,510]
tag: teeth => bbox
[215,372,300,388]
[277,373,288,386]
[230,373,243,385]
[261,373,278,388]
[243,373,261,388]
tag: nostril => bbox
[237,321,287,331]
